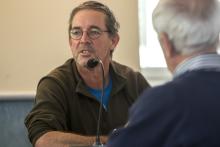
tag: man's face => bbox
[69,9,118,67]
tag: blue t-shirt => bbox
[87,77,112,110]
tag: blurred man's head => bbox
[152,0,220,72]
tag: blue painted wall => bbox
[0,98,33,147]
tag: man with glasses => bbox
[25,1,150,147]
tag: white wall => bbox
[0,0,140,92]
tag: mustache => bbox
[78,43,95,52]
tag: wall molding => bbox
[0,91,35,100]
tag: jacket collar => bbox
[72,59,127,97]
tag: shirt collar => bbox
[173,53,220,78]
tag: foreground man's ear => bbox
[159,32,176,59]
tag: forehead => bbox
[72,10,106,29]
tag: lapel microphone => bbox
[86,58,105,147]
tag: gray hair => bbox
[152,0,220,55]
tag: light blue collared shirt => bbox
[173,53,220,78]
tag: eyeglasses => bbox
[70,27,109,40]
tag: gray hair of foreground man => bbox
[152,0,220,55]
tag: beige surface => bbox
[0,0,140,91]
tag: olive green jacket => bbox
[25,58,150,145]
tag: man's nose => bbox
[80,31,91,43]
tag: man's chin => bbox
[76,59,89,68]
[75,54,96,68]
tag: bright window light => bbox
[138,0,166,68]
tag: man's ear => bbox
[110,33,120,51]
[159,32,175,58]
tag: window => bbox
[138,0,171,86]
[138,0,165,68]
